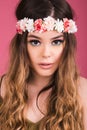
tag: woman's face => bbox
[27,31,65,78]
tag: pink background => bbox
[0,0,87,78]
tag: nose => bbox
[42,44,51,58]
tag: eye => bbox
[52,39,64,46]
[27,40,40,46]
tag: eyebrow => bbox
[51,35,64,40]
[28,34,64,40]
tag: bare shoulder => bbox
[0,75,6,98]
[78,76,87,130]
[79,76,87,86]
[78,76,87,102]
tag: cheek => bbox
[27,47,33,61]
[27,47,38,63]
[54,48,64,61]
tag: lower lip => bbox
[39,64,53,69]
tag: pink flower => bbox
[16,23,23,34]
[63,18,70,32]
[34,19,43,32]
[16,17,77,34]
[63,18,77,33]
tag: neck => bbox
[29,73,52,90]
[27,73,52,101]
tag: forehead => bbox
[27,31,63,39]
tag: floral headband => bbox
[16,16,77,34]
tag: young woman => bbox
[0,0,87,130]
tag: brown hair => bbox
[0,0,84,129]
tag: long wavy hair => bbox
[0,0,84,129]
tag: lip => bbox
[39,63,53,69]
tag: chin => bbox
[37,71,55,77]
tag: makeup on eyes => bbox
[27,39,40,46]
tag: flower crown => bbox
[16,16,77,34]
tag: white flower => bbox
[68,20,77,33]
[16,16,77,34]
[55,19,64,33]
[25,19,34,32]
[18,18,28,32]
[43,16,55,31]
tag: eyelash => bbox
[52,39,64,45]
[27,39,64,46]
[28,40,40,46]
